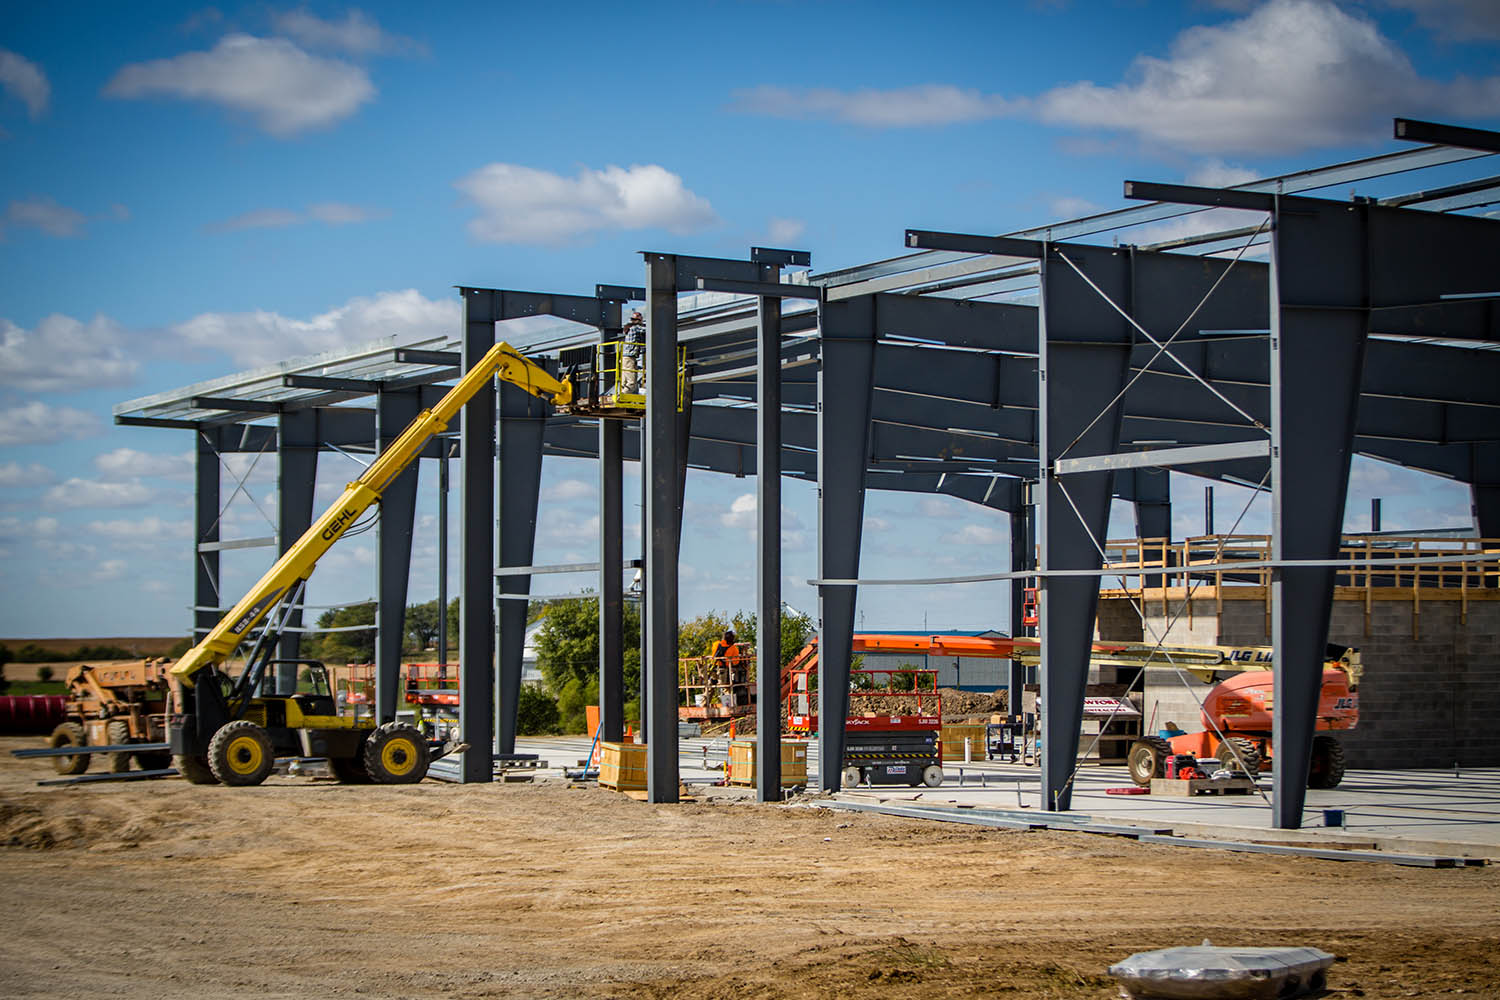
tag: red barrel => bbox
[0,695,68,734]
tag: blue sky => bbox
[0,0,1493,638]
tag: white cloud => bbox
[729,84,1023,127]
[6,196,87,237]
[1036,0,1500,155]
[542,478,595,502]
[92,559,128,583]
[455,162,717,244]
[943,522,1007,546]
[88,515,193,546]
[1383,0,1500,40]
[92,448,193,482]
[918,496,963,520]
[169,288,458,367]
[34,516,58,536]
[767,217,806,244]
[718,493,804,535]
[0,462,57,487]
[0,314,139,391]
[1049,195,1104,220]
[103,34,374,137]
[270,8,425,56]
[42,477,157,510]
[0,401,100,446]
[0,48,49,119]
[206,201,387,232]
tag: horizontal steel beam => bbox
[197,536,277,553]
[494,558,643,577]
[395,348,462,366]
[1395,117,1500,154]
[596,283,646,301]
[696,276,820,299]
[191,395,279,414]
[906,229,1044,259]
[283,374,378,392]
[751,247,811,267]
[1055,439,1271,475]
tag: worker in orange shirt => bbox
[711,629,742,707]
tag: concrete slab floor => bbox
[512,736,1499,860]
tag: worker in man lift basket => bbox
[711,629,742,707]
[620,309,645,394]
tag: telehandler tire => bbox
[1127,736,1172,786]
[208,720,276,786]
[841,766,863,788]
[1307,734,1346,789]
[175,755,220,785]
[363,722,429,784]
[1216,736,1261,777]
[48,722,90,775]
[107,720,134,773]
[329,755,372,784]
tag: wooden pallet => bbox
[1151,776,1258,797]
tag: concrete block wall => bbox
[1098,594,1500,769]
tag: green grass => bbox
[4,681,68,696]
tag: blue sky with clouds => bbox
[0,0,1493,638]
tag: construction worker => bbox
[620,309,645,394]
[711,629,742,707]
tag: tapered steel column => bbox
[816,292,876,792]
[376,389,421,723]
[459,289,498,782]
[599,417,625,742]
[194,429,221,643]
[496,381,546,754]
[1038,247,1133,812]
[1008,500,1032,716]
[755,267,784,802]
[1269,205,1368,828]
[1129,468,1172,541]
[644,253,681,802]
[1473,447,1500,545]
[437,451,449,672]
[275,410,318,686]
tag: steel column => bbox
[275,410,318,684]
[375,389,421,723]
[437,451,449,674]
[756,267,784,802]
[496,381,546,754]
[1128,468,1172,541]
[644,253,681,803]
[1473,445,1500,542]
[816,292,876,792]
[1269,204,1369,829]
[1037,247,1134,812]
[458,289,497,782]
[1008,498,1033,717]
[193,429,221,643]
[599,417,625,742]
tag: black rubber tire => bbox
[1216,736,1261,777]
[174,755,220,785]
[136,750,173,771]
[107,720,133,773]
[208,720,276,786]
[362,722,429,784]
[1127,736,1172,786]
[328,755,372,784]
[1308,734,1346,789]
[48,722,90,775]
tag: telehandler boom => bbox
[167,342,573,786]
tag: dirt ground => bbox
[1,737,1496,999]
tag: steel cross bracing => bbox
[116,125,1500,797]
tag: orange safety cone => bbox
[728,719,736,738]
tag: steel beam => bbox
[276,409,318,682]
[376,389,421,723]
[756,263,785,803]
[495,381,547,754]
[599,417,625,742]
[817,293,877,792]
[1395,117,1500,154]
[1009,496,1034,718]
[1038,245,1136,812]
[1056,440,1269,475]
[458,289,497,782]
[1124,467,1172,542]
[644,253,681,802]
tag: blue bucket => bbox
[1323,808,1345,827]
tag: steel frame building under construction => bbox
[116,117,1500,828]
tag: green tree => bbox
[712,608,816,668]
[556,677,589,734]
[308,602,377,663]
[532,591,642,707]
[405,599,442,653]
[36,665,54,683]
[515,684,560,735]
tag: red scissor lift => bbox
[784,644,945,788]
